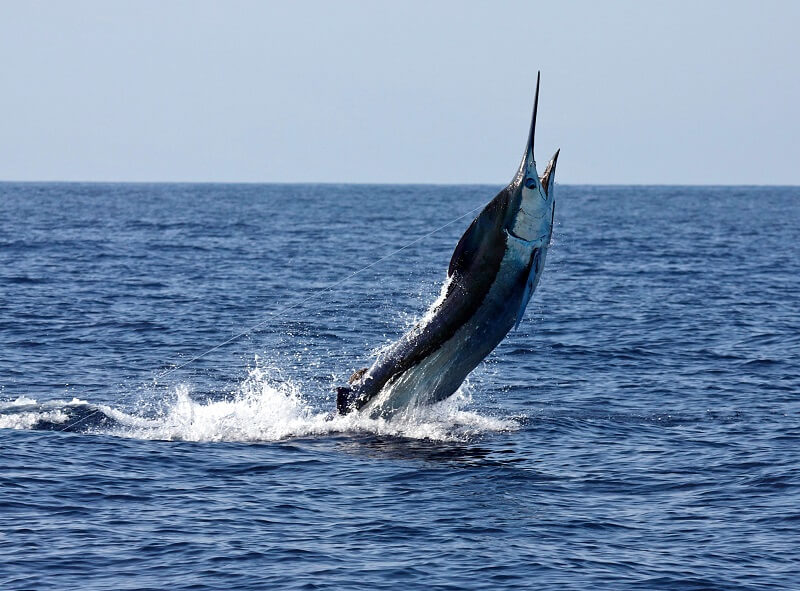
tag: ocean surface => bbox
[1,182,798,590]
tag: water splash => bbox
[0,365,517,443]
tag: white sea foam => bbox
[0,396,87,429]
[0,408,69,430]
[0,365,517,443]
[119,365,515,442]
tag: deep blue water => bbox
[1,182,799,590]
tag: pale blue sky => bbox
[1,0,798,184]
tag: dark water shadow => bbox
[331,432,526,468]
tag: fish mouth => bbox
[540,149,560,197]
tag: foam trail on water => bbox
[0,396,86,430]
[0,365,517,443]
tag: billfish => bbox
[338,72,559,417]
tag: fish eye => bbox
[524,177,537,189]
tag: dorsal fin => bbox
[447,192,507,278]
[448,217,480,277]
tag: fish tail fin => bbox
[337,386,355,415]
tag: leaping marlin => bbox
[338,72,559,417]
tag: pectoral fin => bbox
[514,248,542,330]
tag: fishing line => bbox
[58,200,487,433]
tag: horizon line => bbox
[1,179,799,188]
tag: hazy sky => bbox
[1,0,798,184]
